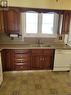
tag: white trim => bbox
[21,12,58,38]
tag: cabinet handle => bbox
[20,66,23,69]
[40,58,42,61]
[21,56,23,58]
[43,58,44,61]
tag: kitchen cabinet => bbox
[4,8,20,35]
[0,11,4,33]
[2,49,31,71]
[0,51,3,85]
[1,49,12,71]
[1,49,54,71]
[53,49,71,71]
[61,11,70,34]
[31,49,54,70]
[13,49,31,70]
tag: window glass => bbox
[42,13,54,34]
[26,12,38,33]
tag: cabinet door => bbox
[31,49,54,70]
[1,49,11,71]
[42,55,53,70]
[4,8,20,34]
[31,55,41,70]
[61,11,70,34]
[0,11,4,33]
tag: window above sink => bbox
[20,8,70,39]
[21,11,59,38]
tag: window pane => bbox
[26,12,38,33]
[42,13,54,34]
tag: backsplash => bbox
[0,33,64,45]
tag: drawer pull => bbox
[16,63,24,65]
[21,56,23,58]
[40,58,42,61]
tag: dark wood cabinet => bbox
[1,49,31,71]
[1,49,11,71]
[4,8,20,35]
[31,49,54,70]
[61,11,70,34]
[1,49,54,71]
[14,49,31,70]
[0,11,4,33]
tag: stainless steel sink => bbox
[23,44,52,48]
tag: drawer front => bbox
[14,49,30,54]
[14,62,30,70]
[15,59,29,63]
[15,53,30,58]
[15,62,29,66]
[14,65,28,70]
[15,54,30,61]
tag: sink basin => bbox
[23,44,38,47]
[23,44,53,48]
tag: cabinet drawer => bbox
[15,62,24,65]
[15,62,29,65]
[15,54,30,59]
[14,64,29,70]
[14,65,24,70]
[14,49,30,54]
[15,59,29,63]
[15,54,24,58]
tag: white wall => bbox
[8,0,71,10]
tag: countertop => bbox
[0,43,71,50]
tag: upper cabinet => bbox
[4,8,20,35]
[0,11,4,33]
[61,11,71,34]
[7,0,71,10]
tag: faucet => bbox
[36,39,43,46]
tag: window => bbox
[21,11,59,37]
[26,12,38,34]
[42,13,54,34]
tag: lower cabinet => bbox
[1,49,54,71]
[14,49,31,70]
[1,49,11,71]
[31,49,54,70]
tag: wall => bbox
[8,0,71,10]
[0,33,64,45]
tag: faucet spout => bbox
[36,39,43,46]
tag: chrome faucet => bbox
[36,39,43,46]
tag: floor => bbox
[0,70,71,95]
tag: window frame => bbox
[21,11,59,38]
